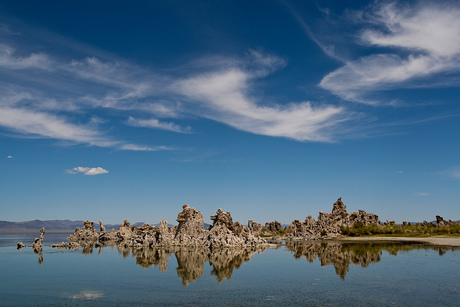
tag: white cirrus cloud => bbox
[0,106,116,147]
[7,155,13,158]
[320,2,460,105]
[66,167,109,176]
[0,44,53,70]
[177,68,349,142]
[119,144,174,151]
[127,117,192,134]
[0,26,355,145]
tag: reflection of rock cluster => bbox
[52,204,266,249]
[126,246,267,285]
[95,244,267,285]
[285,241,382,279]
[287,198,380,239]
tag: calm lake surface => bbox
[1,234,459,306]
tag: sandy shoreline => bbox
[336,236,460,247]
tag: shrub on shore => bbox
[341,221,460,237]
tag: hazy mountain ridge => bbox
[0,220,177,233]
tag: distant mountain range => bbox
[0,219,178,234]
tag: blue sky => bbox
[1,0,459,225]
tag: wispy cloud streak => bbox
[0,20,358,146]
[177,67,348,142]
[319,2,460,105]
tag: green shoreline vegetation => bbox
[340,221,460,238]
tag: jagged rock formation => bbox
[52,205,266,249]
[30,227,45,252]
[98,220,117,241]
[287,198,380,240]
[207,208,266,248]
[174,205,207,246]
[68,221,98,242]
[247,220,262,235]
[17,242,25,249]
[435,215,449,227]
[263,221,283,233]
[158,219,175,245]
[116,220,133,242]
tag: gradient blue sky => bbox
[1,0,459,225]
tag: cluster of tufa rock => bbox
[263,221,283,234]
[54,204,266,249]
[29,227,45,252]
[287,197,380,240]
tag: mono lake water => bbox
[0,234,459,306]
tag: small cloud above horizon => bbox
[7,155,13,158]
[414,192,429,196]
[66,166,109,176]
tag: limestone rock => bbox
[263,221,283,233]
[57,205,267,248]
[435,215,449,227]
[99,220,117,241]
[207,209,266,248]
[158,219,175,246]
[68,221,98,242]
[116,220,134,242]
[247,220,262,235]
[17,242,26,249]
[287,198,380,240]
[174,205,207,246]
[30,227,45,252]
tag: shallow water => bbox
[1,235,459,306]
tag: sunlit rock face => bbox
[56,204,266,248]
[98,220,117,242]
[263,221,283,234]
[207,209,266,248]
[30,227,45,252]
[287,197,380,240]
[68,221,98,242]
[247,220,262,235]
[174,205,207,246]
